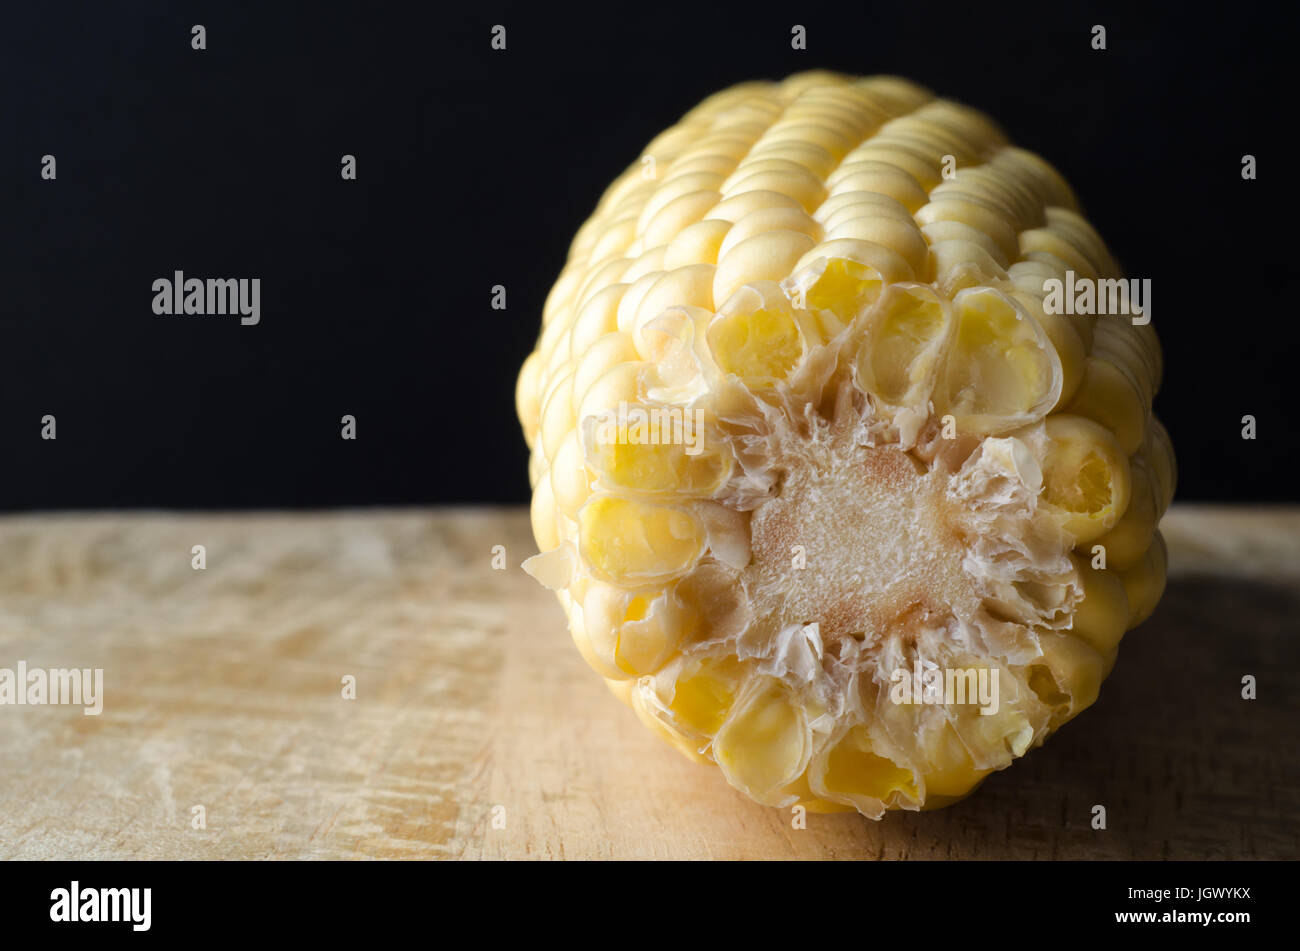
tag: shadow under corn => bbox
[870,576,1300,859]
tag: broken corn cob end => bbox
[517,72,1172,818]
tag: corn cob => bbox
[516,72,1173,817]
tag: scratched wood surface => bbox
[0,505,1296,860]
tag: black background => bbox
[1,1,1292,509]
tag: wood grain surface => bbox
[0,506,1296,860]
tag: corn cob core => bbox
[516,72,1173,817]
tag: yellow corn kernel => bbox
[992,146,1078,210]
[708,189,803,224]
[723,163,828,213]
[663,218,733,269]
[707,283,808,388]
[937,170,1037,231]
[516,351,544,447]
[631,265,716,356]
[568,604,626,681]
[815,724,919,812]
[569,284,626,356]
[1093,459,1159,570]
[798,256,885,320]
[1066,356,1148,456]
[1026,631,1105,729]
[630,685,712,764]
[1039,414,1132,545]
[926,239,1009,293]
[1018,228,1099,281]
[637,177,722,235]
[933,286,1061,434]
[919,218,1007,265]
[829,162,929,211]
[575,361,646,425]
[572,331,639,404]
[1069,555,1131,655]
[915,197,1019,261]
[823,214,929,276]
[943,666,1036,766]
[815,188,913,226]
[529,469,559,553]
[668,655,748,737]
[716,206,821,260]
[582,583,694,677]
[584,414,731,497]
[920,722,993,805]
[749,141,837,180]
[578,496,705,585]
[575,257,633,311]
[538,371,576,463]
[640,190,721,249]
[793,237,914,284]
[842,145,943,190]
[550,429,593,518]
[1009,290,1086,409]
[1119,531,1167,628]
[1044,208,1116,276]
[605,675,635,707]
[1091,319,1158,407]
[713,229,817,304]
[713,677,811,804]
[1150,419,1177,511]
[854,282,952,409]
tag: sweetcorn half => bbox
[516,73,1173,817]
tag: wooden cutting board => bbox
[0,506,1296,859]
